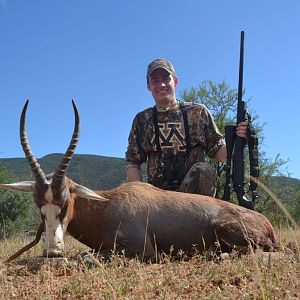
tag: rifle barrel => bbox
[237,31,245,124]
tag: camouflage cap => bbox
[146,58,176,82]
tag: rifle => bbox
[223,31,259,210]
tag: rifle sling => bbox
[247,116,259,194]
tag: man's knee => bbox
[179,162,216,196]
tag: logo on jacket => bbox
[153,122,186,152]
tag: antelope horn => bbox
[52,100,80,188]
[4,221,44,264]
[20,100,47,186]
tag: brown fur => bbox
[64,179,278,259]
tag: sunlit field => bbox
[0,228,299,299]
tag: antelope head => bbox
[0,100,106,257]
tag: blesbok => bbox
[1,100,278,262]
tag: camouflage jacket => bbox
[125,102,225,189]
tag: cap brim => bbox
[147,66,173,79]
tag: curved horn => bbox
[20,100,47,186]
[52,100,80,188]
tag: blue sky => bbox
[0,1,299,179]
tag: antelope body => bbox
[0,101,277,260]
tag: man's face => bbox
[147,68,178,108]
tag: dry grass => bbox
[0,228,299,300]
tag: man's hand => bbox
[236,121,248,140]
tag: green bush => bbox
[0,165,39,239]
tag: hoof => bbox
[76,251,100,267]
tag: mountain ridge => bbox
[0,153,126,190]
[0,153,299,191]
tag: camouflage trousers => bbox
[178,162,216,197]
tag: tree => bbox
[180,80,290,224]
[0,164,38,239]
[287,184,300,225]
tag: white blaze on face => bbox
[41,203,65,257]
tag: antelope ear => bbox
[71,184,109,201]
[0,181,35,192]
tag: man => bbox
[125,58,248,196]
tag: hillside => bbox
[270,175,300,190]
[0,154,299,192]
[0,154,128,190]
